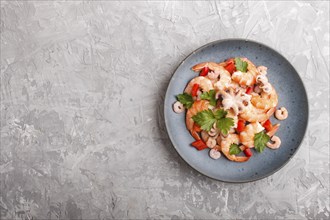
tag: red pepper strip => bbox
[246,86,253,94]
[191,83,199,97]
[244,148,253,157]
[224,63,236,74]
[193,123,201,132]
[236,120,246,133]
[191,140,208,151]
[200,67,209,76]
[263,119,273,132]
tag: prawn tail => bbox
[192,62,209,72]
[266,123,280,137]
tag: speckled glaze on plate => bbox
[164,39,308,183]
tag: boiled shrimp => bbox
[201,130,218,149]
[214,67,232,91]
[275,107,288,120]
[231,58,258,87]
[186,100,210,140]
[207,70,221,82]
[250,86,278,110]
[192,62,232,85]
[192,62,224,72]
[239,122,265,148]
[184,76,214,94]
[221,134,249,162]
[266,136,281,149]
[209,148,221,159]
[239,104,276,123]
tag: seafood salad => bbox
[173,57,288,162]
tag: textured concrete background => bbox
[0,1,329,219]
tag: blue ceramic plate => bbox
[164,39,308,183]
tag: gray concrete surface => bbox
[0,1,329,219]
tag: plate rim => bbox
[164,38,309,183]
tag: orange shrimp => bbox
[239,105,276,123]
[192,62,231,85]
[250,86,278,110]
[186,100,209,140]
[231,58,258,87]
[192,62,224,72]
[214,67,232,91]
[184,76,214,94]
[239,122,265,148]
[221,134,249,162]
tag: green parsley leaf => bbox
[214,109,227,120]
[216,117,234,135]
[200,90,217,106]
[213,109,234,135]
[176,93,194,109]
[192,110,216,132]
[192,109,234,133]
[235,57,248,72]
[229,144,241,155]
[254,131,270,153]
